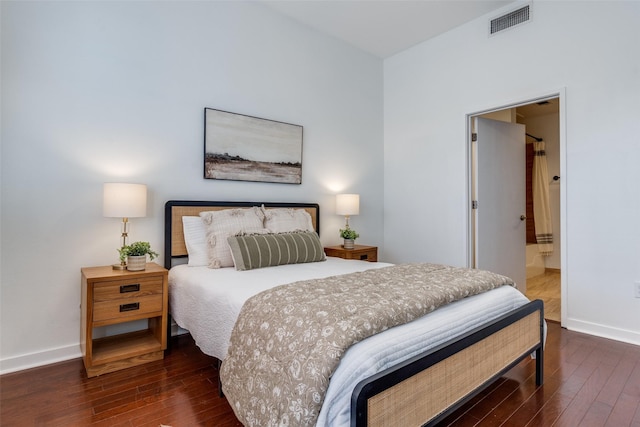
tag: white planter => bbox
[126,255,147,271]
[343,239,355,249]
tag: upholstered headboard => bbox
[163,200,320,269]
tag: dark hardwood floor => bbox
[1,323,639,426]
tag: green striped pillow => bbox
[227,231,326,271]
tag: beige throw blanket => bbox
[220,263,514,426]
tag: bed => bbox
[164,200,544,427]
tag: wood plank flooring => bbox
[527,270,561,323]
[2,323,639,426]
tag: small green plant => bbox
[118,241,159,262]
[339,227,359,240]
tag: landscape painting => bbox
[204,108,303,184]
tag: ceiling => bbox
[516,98,560,119]
[262,0,516,58]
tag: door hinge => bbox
[472,200,478,209]
[472,133,477,142]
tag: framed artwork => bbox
[204,108,303,184]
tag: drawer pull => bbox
[360,254,368,260]
[120,302,140,312]
[120,284,140,293]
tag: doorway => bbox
[467,92,564,324]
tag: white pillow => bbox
[262,206,314,233]
[182,216,209,267]
[200,207,265,268]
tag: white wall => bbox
[0,1,383,373]
[384,1,640,344]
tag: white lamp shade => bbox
[336,194,360,216]
[103,183,147,218]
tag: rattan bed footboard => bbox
[352,299,544,427]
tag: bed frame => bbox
[164,200,544,427]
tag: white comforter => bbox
[169,257,532,427]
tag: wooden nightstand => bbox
[324,244,378,262]
[80,263,168,377]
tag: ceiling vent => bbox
[490,3,531,35]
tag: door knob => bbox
[520,215,527,221]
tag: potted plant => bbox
[339,227,359,249]
[118,241,159,271]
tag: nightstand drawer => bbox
[93,294,163,323]
[93,276,164,302]
[344,249,377,262]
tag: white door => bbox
[473,117,527,291]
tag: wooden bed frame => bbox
[164,200,544,427]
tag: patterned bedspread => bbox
[220,263,514,426]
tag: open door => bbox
[473,117,527,291]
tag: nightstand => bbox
[324,244,378,262]
[80,263,168,377]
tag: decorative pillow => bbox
[182,216,209,267]
[199,207,265,268]
[227,231,326,271]
[262,206,314,233]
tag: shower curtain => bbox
[533,140,553,255]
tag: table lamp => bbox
[103,183,147,269]
[336,193,359,229]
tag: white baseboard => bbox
[2,323,189,375]
[0,344,82,375]
[564,318,640,346]
[2,321,634,376]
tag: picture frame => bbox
[204,108,303,184]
